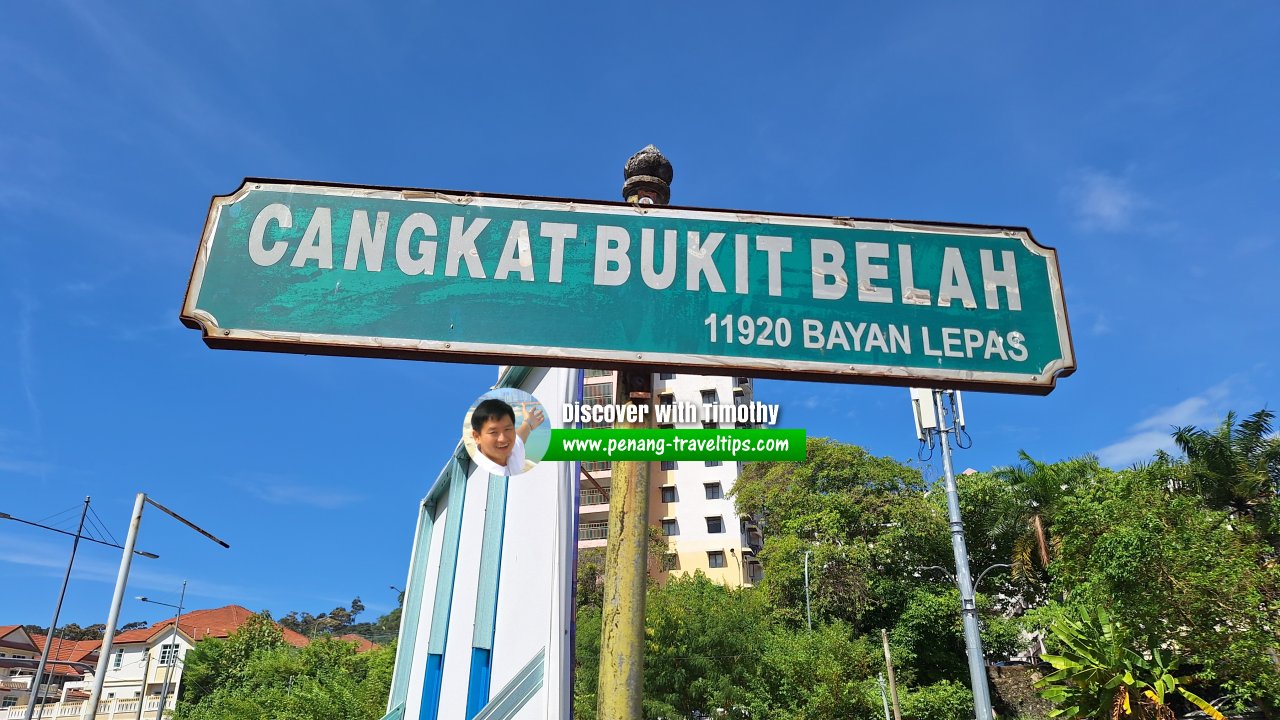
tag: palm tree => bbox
[1173,409,1280,547]
[992,452,1101,578]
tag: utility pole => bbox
[154,580,187,717]
[83,494,229,720]
[23,498,89,719]
[881,628,903,720]
[134,650,151,720]
[803,550,812,631]
[596,145,670,720]
[921,388,995,720]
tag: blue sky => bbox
[2,2,1277,629]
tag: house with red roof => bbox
[3,607,376,718]
[58,605,309,713]
[0,626,100,710]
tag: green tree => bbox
[175,619,393,720]
[178,612,287,705]
[1173,408,1280,548]
[1044,462,1280,709]
[643,573,769,718]
[732,437,926,629]
[991,452,1103,579]
[892,587,1021,687]
[750,622,882,720]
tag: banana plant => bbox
[1035,608,1225,720]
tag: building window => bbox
[585,369,612,377]
[702,421,718,430]
[707,551,726,569]
[662,553,679,571]
[113,648,124,670]
[704,482,723,500]
[582,383,614,428]
[700,389,717,404]
[660,459,677,471]
[583,460,612,473]
[706,516,724,533]
[659,372,675,380]
[704,459,722,467]
[2,697,17,709]
[158,644,178,666]
[661,519,678,536]
[660,486,676,503]
[659,393,674,406]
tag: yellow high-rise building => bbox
[576,371,763,588]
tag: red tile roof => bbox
[337,634,378,653]
[117,605,309,648]
[0,625,22,637]
[111,626,161,644]
[25,635,100,678]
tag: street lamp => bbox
[914,563,1011,592]
[82,494,229,720]
[1,499,160,720]
[137,582,187,719]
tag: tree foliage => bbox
[1036,608,1224,720]
[568,414,1280,717]
[174,613,394,720]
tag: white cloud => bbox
[0,531,254,604]
[0,428,51,478]
[15,290,42,436]
[1066,169,1143,232]
[1091,312,1112,336]
[1095,381,1232,466]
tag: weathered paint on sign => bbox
[181,179,1075,393]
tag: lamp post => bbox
[137,581,187,719]
[914,563,1011,592]
[82,494,228,720]
[1,500,159,720]
[803,550,812,631]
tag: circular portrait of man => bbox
[462,388,550,477]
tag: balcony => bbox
[579,488,610,508]
[579,520,609,548]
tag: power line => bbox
[89,505,121,546]
[32,505,81,530]
[84,510,111,544]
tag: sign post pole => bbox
[932,389,994,720]
[596,145,671,720]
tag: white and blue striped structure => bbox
[383,366,579,720]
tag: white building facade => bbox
[60,626,193,707]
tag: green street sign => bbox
[181,179,1075,394]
